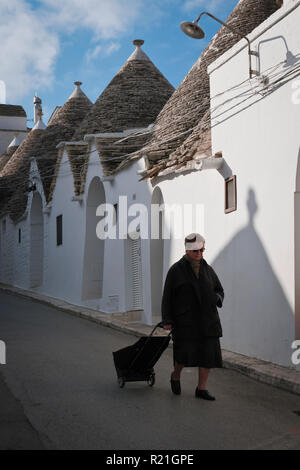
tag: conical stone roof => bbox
[0,135,22,172]
[36,83,93,199]
[0,128,45,219]
[136,0,280,177]
[72,40,175,141]
[0,128,45,179]
[0,82,92,220]
[48,81,92,128]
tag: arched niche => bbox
[30,192,44,288]
[82,177,106,300]
[150,186,164,322]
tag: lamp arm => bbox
[195,12,251,47]
[195,11,255,78]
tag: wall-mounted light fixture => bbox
[180,12,259,79]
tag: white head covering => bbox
[184,233,205,251]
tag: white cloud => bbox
[85,42,121,63]
[0,0,59,102]
[0,0,163,103]
[40,0,143,40]
[105,42,121,56]
[183,0,225,14]
[85,44,103,63]
[0,0,142,103]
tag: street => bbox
[0,290,300,450]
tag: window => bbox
[18,228,21,244]
[2,220,6,234]
[56,215,63,246]
[225,175,237,214]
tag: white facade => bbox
[38,136,153,325]
[0,158,47,290]
[209,0,300,367]
[148,1,300,367]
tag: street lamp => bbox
[180,12,259,79]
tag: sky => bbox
[0,0,238,126]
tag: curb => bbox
[1,283,300,397]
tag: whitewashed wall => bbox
[13,215,30,289]
[43,141,153,324]
[43,149,86,304]
[97,155,153,323]
[0,115,28,155]
[0,215,15,285]
[151,2,300,367]
[209,1,300,367]
[0,158,47,290]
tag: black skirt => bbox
[173,337,223,368]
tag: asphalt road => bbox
[0,290,300,450]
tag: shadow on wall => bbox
[211,33,300,133]
[211,188,294,367]
[257,34,300,74]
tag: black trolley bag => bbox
[113,322,172,388]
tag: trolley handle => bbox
[150,322,173,337]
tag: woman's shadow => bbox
[211,188,294,367]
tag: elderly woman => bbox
[162,233,224,401]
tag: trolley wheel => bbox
[118,377,125,388]
[148,374,155,387]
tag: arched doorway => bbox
[82,177,105,300]
[150,187,164,323]
[295,148,300,339]
[30,192,44,288]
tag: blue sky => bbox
[0,0,238,126]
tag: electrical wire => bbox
[1,53,300,199]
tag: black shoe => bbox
[170,375,181,395]
[195,388,216,401]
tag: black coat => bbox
[161,256,224,339]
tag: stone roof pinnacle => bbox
[128,39,150,62]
